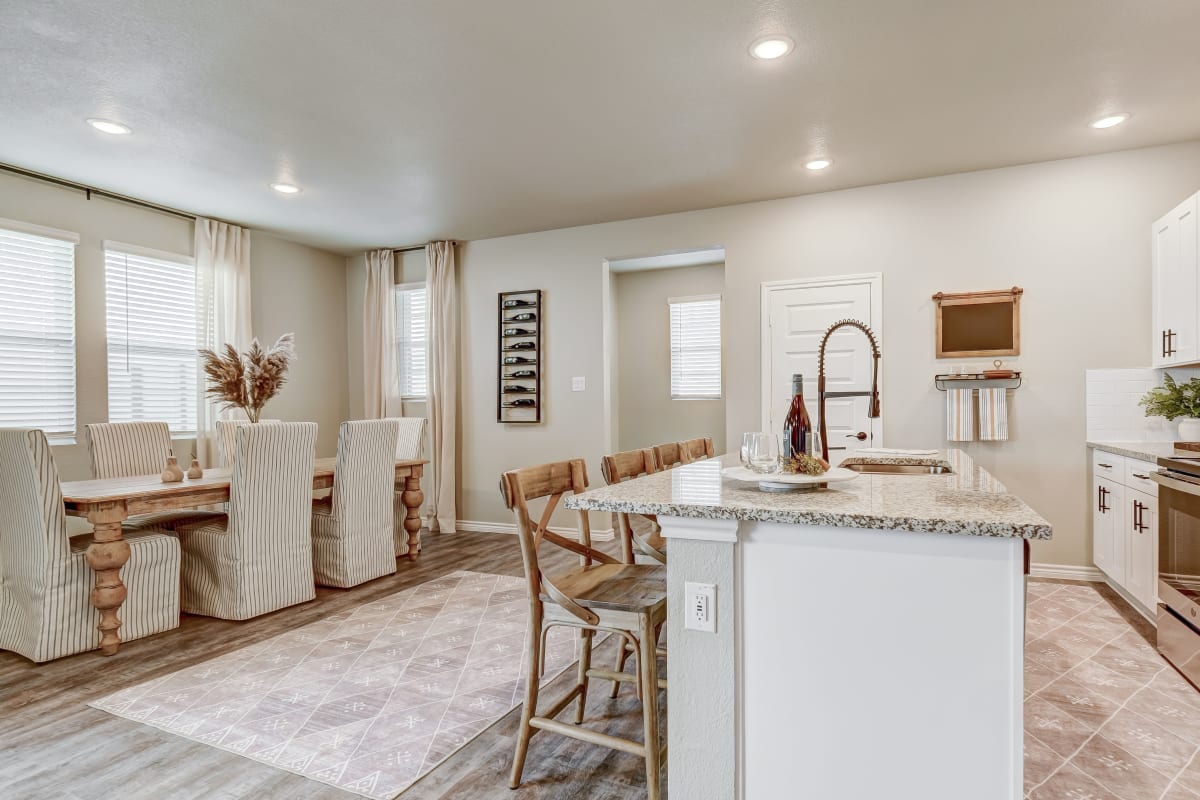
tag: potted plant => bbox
[199,333,296,422]
[1140,374,1200,440]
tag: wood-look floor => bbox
[0,531,665,800]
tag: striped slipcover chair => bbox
[86,421,172,478]
[216,418,281,468]
[312,419,400,588]
[391,416,426,557]
[0,428,181,662]
[174,422,318,620]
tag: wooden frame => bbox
[497,289,543,423]
[932,287,1022,359]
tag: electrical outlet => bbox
[684,582,716,633]
[571,376,586,391]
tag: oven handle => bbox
[1150,470,1200,496]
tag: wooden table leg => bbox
[85,504,131,656]
[402,468,424,562]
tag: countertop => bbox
[566,449,1051,541]
[1087,441,1178,463]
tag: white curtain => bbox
[426,241,457,533]
[363,249,399,419]
[194,219,253,467]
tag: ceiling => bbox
[3,1,1199,253]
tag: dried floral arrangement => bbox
[199,333,296,423]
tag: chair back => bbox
[499,459,617,625]
[217,418,281,468]
[600,448,659,486]
[391,417,426,460]
[679,437,716,463]
[86,421,172,479]
[331,419,400,532]
[652,442,684,470]
[0,429,68,578]
[227,422,317,559]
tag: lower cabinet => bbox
[1091,449,1159,619]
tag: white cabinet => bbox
[1152,193,1199,367]
[1090,450,1159,619]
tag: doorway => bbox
[761,273,883,459]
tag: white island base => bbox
[661,517,1026,800]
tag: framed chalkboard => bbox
[932,287,1022,358]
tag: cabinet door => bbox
[1153,194,1199,366]
[1126,488,1159,613]
[1093,477,1124,583]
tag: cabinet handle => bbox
[1098,463,1113,469]
[1098,485,1109,512]
[1133,473,1149,480]
[1133,500,1150,532]
[1168,330,1178,357]
[1163,330,1169,358]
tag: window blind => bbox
[0,224,78,439]
[395,284,428,398]
[669,295,722,399]
[104,244,198,434]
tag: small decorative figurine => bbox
[186,456,203,480]
[161,456,185,483]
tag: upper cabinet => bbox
[1152,193,1200,367]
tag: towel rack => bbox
[934,373,1022,391]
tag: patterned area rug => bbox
[90,571,587,799]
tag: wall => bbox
[614,263,726,453]
[431,140,1200,568]
[0,170,350,479]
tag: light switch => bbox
[571,376,586,392]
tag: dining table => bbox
[59,458,427,656]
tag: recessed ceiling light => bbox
[750,35,794,60]
[86,118,131,135]
[1090,113,1130,129]
[805,158,832,170]
[270,182,301,194]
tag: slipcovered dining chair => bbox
[0,428,181,662]
[174,422,318,620]
[391,416,427,557]
[216,418,281,468]
[86,421,172,479]
[501,458,667,799]
[311,419,400,588]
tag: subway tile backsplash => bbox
[1086,367,1200,442]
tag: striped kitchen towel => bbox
[946,388,975,442]
[978,387,1009,441]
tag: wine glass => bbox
[740,432,761,467]
[746,433,780,474]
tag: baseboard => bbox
[1028,563,1105,582]
[455,519,615,542]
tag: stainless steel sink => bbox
[842,463,953,475]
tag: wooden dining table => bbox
[60,458,426,656]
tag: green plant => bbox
[1139,374,1200,420]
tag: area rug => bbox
[90,571,591,799]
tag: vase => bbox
[1180,419,1200,442]
[186,458,203,480]
[161,456,185,483]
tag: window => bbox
[0,220,78,440]
[395,283,428,398]
[104,243,198,434]
[669,294,722,399]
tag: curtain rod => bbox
[0,161,238,226]
[392,245,427,254]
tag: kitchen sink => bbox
[842,463,953,475]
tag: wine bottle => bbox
[503,356,532,364]
[507,341,536,350]
[503,328,533,336]
[503,299,535,308]
[509,398,536,407]
[508,312,536,322]
[502,385,532,393]
[507,369,536,378]
[782,373,812,459]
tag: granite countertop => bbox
[566,449,1051,541]
[1087,441,1178,463]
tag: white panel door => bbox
[1126,488,1158,613]
[766,278,878,458]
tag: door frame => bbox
[759,272,884,444]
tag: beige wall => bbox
[428,141,1200,567]
[614,264,726,453]
[0,170,350,479]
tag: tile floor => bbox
[1025,580,1200,799]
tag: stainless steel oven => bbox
[1151,455,1200,687]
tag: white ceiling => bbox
[3,1,1199,253]
[608,248,726,273]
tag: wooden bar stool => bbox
[679,436,716,463]
[500,458,667,800]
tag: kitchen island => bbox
[566,449,1051,800]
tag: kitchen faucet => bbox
[816,319,882,462]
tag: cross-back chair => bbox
[679,436,716,463]
[500,458,667,799]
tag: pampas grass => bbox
[199,333,296,423]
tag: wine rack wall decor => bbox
[497,289,543,423]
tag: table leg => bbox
[85,505,131,656]
[402,471,424,562]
